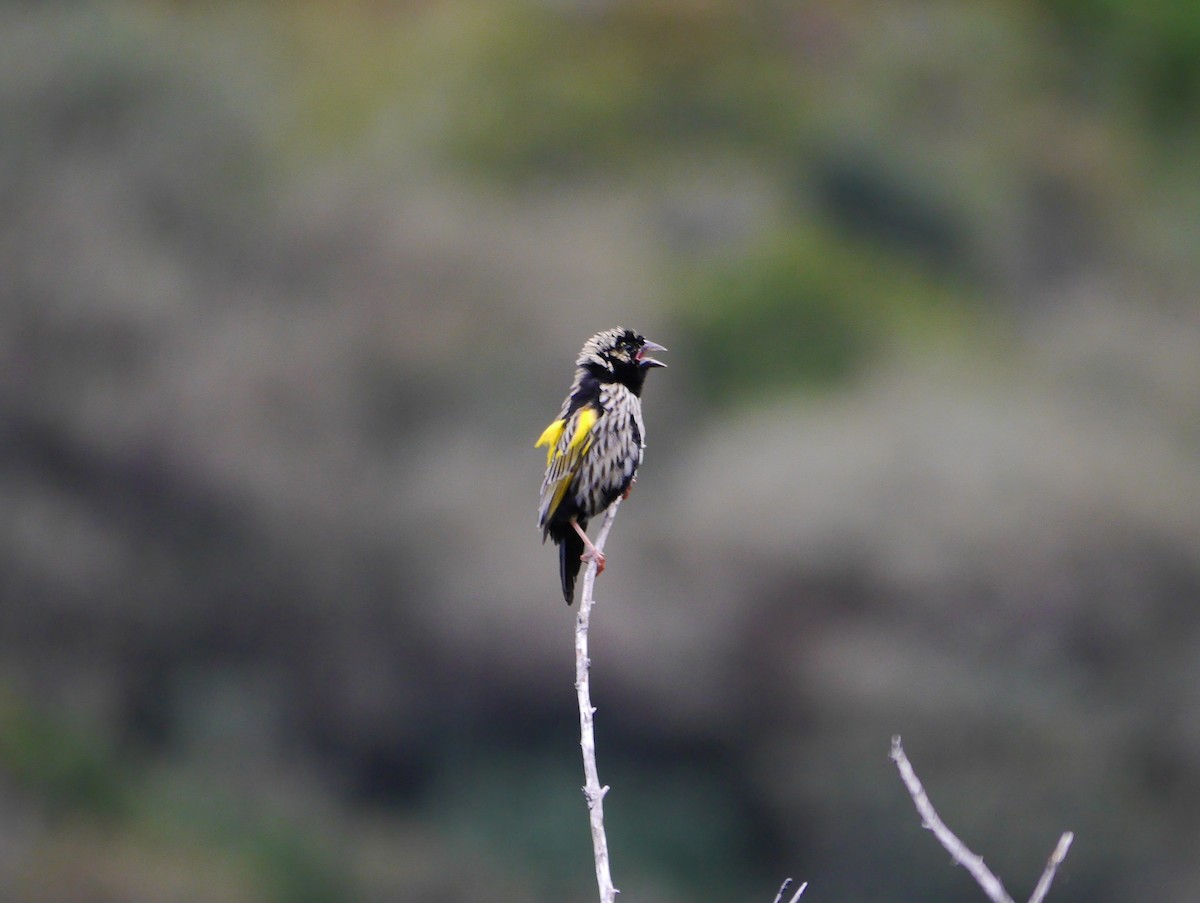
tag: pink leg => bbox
[571,519,606,575]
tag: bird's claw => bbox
[581,548,607,575]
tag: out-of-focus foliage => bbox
[438,1,803,178]
[1042,0,1200,127]
[0,698,354,903]
[0,696,126,817]
[681,236,878,399]
[129,776,355,903]
[677,227,983,401]
[4,1,1200,902]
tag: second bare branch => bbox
[890,735,1073,903]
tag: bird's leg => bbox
[622,477,636,501]
[571,519,606,575]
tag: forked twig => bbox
[771,877,809,903]
[890,736,1074,903]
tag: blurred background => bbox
[3,1,1200,900]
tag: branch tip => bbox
[772,877,807,903]
[1028,831,1075,903]
[771,878,793,903]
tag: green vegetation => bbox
[431,747,595,895]
[1042,0,1200,128]
[0,695,127,817]
[133,781,355,903]
[0,694,354,903]
[677,228,984,402]
[438,1,802,178]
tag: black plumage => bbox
[536,328,666,604]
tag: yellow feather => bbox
[547,474,571,520]
[535,419,566,466]
[567,408,598,456]
[538,406,601,519]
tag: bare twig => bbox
[1028,831,1074,903]
[771,878,808,903]
[890,735,1014,903]
[890,736,1074,903]
[576,499,623,903]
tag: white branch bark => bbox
[772,878,808,902]
[1028,830,1074,903]
[576,499,623,903]
[890,736,1074,903]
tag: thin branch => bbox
[1027,832,1074,903]
[576,499,623,903]
[890,735,1013,903]
[890,736,1074,903]
[772,878,808,903]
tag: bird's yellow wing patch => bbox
[565,407,597,457]
[535,419,567,466]
[537,405,601,525]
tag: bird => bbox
[536,327,667,605]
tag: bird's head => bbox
[577,327,667,395]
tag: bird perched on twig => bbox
[536,328,667,604]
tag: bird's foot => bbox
[581,547,607,575]
[621,478,636,501]
[571,519,607,576]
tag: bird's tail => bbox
[558,527,584,605]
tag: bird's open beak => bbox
[637,339,668,368]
